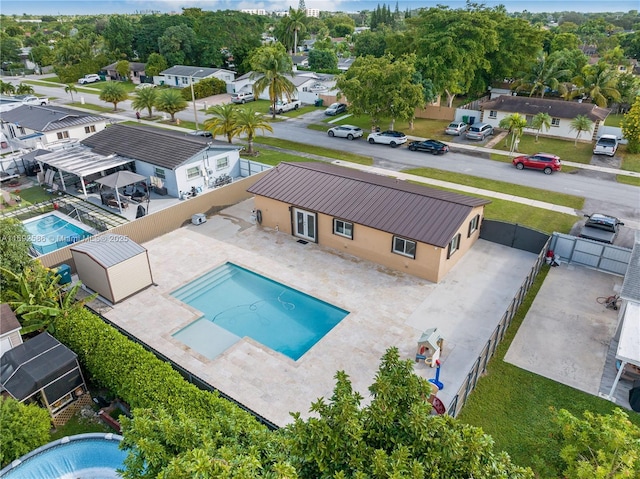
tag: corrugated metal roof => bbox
[0,304,20,335]
[71,234,146,268]
[620,234,640,303]
[481,96,611,122]
[1,105,107,132]
[247,162,490,248]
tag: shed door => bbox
[293,208,316,242]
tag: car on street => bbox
[231,91,255,104]
[189,130,213,138]
[324,102,347,116]
[445,121,468,135]
[78,74,101,85]
[327,124,363,140]
[13,94,48,105]
[465,123,494,140]
[408,139,449,155]
[512,152,561,175]
[367,130,407,147]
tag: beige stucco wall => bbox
[253,197,485,283]
[72,250,113,302]
[108,254,153,303]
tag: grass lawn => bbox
[404,167,585,211]
[457,268,640,478]
[240,148,317,166]
[50,412,111,440]
[67,102,116,113]
[26,76,63,84]
[89,81,137,94]
[492,133,594,164]
[604,113,623,127]
[252,137,374,165]
[1,185,53,214]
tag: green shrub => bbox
[181,77,227,100]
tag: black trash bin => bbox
[315,98,324,107]
[469,116,476,125]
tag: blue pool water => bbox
[172,263,349,360]
[23,212,94,255]
[0,434,126,478]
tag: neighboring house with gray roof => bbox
[0,105,108,147]
[248,162,490,282]
[81,124,242,198]
[480,95,611,142]
[159,65,236,88]
[103,61,147,83]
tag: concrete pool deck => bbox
[102,199,538,426]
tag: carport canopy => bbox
[607,302,640,398]
[35,145,132,197]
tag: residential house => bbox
[479,95,611,141]
[0,105,108,148]
[0,304,23,356]
[103,61,147,83]
[247,162,490,283]
[234,71,336,104]
[159,66,236,89]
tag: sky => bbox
[0,0,637,16]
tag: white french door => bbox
[293,208,316,242]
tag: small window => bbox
[186,166,201,180]
[447,233,461,259]
[489,110,497,119]
[551,118,560,127]
[525,114,533,126]
[468,215,480,237]
[56,131,70,139]
[333,219,353,239]
[84,125,96,133]
[154,167,166,179]
[392,236,416,259]
[216,156,229,170]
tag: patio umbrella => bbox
[95,170,147,214]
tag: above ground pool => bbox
[23,211,95,255]
[0,433,126,478]
[172,262,349,360]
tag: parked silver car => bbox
[445,121,468,135]
[465,123,494,140]
[231,91,255,104]
[327,125,363,140]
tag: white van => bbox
[593,135,619,156]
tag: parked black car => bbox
[408,139,449,155]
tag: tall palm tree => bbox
[531,112,552,142]
[154,89,188,122]
[99,82,128,111]
[573,63,621,108]
[250,43,297,120]
[64,83,78,102]
[514,52,571,98]
[499,113,528,153]
[235,107,273,155]
[132,87,158,118]
[287,8,307,54]
[203,103,239,143]
[16,83,35,94]
[569,115,593,147]
[0,80,15,95]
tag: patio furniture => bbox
[107,197,128,210]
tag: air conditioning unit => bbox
[191,214,206,225]
[206,169,214,175]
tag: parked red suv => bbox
[512,153,561,175]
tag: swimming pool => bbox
[23,212,95,255]
[172,263,349,360]
[0,433,126,478]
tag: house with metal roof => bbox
[0,105,108,148]
[159,65,236,88]
[479,95,611,142]
[0,304,23,355]
[247,162,490,282]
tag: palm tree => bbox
[499,113,528,153]
[569,115,593,147]
[64,83,78,102]
[132,87,158,118]
[0,80,15,95]
[235,107,273,155]
[203,104,239,143]
[249,43,297,120]
[16,83,35,94]
[99,82,128,111]
[154,89,188,122]
[287,8,307,54]
[514,52,571,98]
[531,112,552,142]
[573,63,621,108]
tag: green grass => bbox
[618,146,640,185]
[492,133,594,164]
[23,79,64,88]
[50,412,111,440]
[1,186,52,213]
[457,268,640,478]
[604,113,623,127]
[403,167,585,211]
[240,148,317,166]
[252,137,374,165]
[67,102,115,113]
[33,75,63,84]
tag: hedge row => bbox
[55,308,268,446]
[181,77,228,101]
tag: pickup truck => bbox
[78,74,101,85]
[14,94,48,106]
[269,99,301,114]
[593,134,619,156]
[579,213,624,244]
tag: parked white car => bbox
[593,135,619,157]
[327,125,363,140]
[78,74,101,84]
[366,130,407,147]
[269,99,301,114]
[445,121,467,135]
[14,94,48,106]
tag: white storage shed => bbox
[70,234,153,304]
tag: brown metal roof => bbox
[0,304,21,335]
[247,162,490,248]
[481,95,611,122]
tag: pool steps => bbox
[173,264,238,302]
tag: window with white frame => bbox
[57,131,70,139]
[525,114,534,126]
[154,167,166,179]
[84,125,96,133]
[333,219,353,239]
[489,110,497,119]
[468,214,480,237]
[447,233,461,258]
[392,236,416,259]
[216,156,229,170]
[551,117,560,127]
[186,166,201,180]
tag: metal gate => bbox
[551,233,631,275]
[480,219,549,253]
